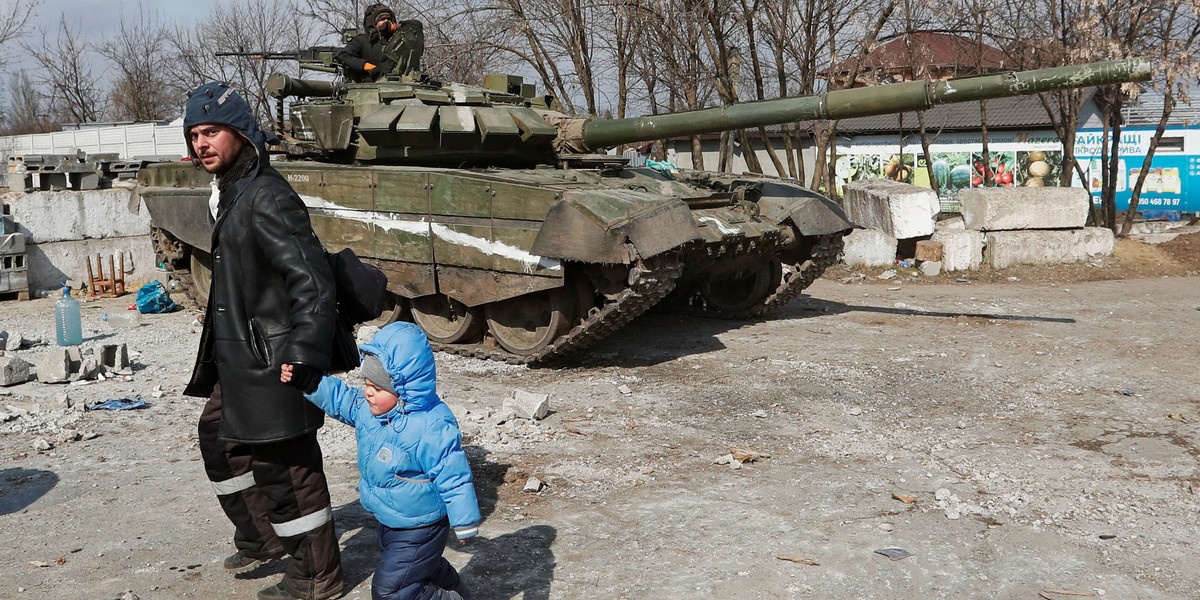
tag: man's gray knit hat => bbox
[360,354,396,396]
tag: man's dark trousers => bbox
[199,384,344,598]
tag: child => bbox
[282,322,480,600]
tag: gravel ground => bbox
[2,236,1199,600]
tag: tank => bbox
[138,22,1151,363]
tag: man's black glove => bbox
[286,363,323,394]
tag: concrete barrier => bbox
[842,179,939,239]
[842,228,897,267]
[959,188,1090,231]
[985,227,1114,269]
[1,189,154,294]
[931,230,984,272]
[2,189,148,243]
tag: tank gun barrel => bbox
[215,47,342,74]
[580,57,1152,150]
[267,73,335,99]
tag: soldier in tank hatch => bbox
[338,3,402,82]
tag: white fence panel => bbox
[51,131,75,152]
[31,134,53,153]
[2,122,198,160]
[73,129,101,154]
[155,124,187,158]
[98,128,127,155]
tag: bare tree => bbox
[22,16,105,124]
[168,0,324,124]
[0,0,42,70]
[1118,0,1200,234]
[2,69,53,134]
[100,3,178,121]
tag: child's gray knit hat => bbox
[360,354,397,395]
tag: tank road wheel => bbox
[697,257,782,315]
[484,288,573,356]
[411,295,484,344]
[184,250,214,308]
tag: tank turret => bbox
[139,22,1151,363]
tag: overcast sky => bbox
[31,0,235,38]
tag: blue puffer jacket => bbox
[305,322,480,538]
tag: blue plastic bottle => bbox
[55,287,83,346]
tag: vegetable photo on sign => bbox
[883,154,914,183]
[930,152,972,196]
[1016,150,1063,187]
[971,151,1017,187]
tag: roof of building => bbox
[827,32,1013,79]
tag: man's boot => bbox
[223,548,286,573]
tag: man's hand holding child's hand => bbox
[280,363,322,394]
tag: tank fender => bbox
[531,189,700,263]
[140,188,214,253]
[754,182,852,236]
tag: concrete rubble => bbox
[504,389,550,421]
[0,355,33,385]
[36,343,132,384]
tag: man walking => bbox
[182,81,344,600]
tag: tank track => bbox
[150,227,206,310]
[429,252,684,365]
[754,232,845,315]
[676,232,844,320]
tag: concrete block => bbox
[842,179,939,239]
[25,235,154,293]
[100,343,131,374]
[4,189,150,244]
[36,349,72,383]
[986,227,1115,269]
[959,188,1090,231]
[919,261,942,276]
[841,228,897,267]
[1,252,26,272]
[504,389,550,421]
[0,270,28,293]
[0,356,32,385]
[931,230,984,272]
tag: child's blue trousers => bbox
[373,517,470,600]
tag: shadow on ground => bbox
[0,467,59,515]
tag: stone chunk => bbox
[843,179,939,239]
[37,349,73,383]
[504,390,550,421]
[919,261,942,276]
[985,227,1114,269]
[959,188,1090,231]
[0,356,32,386]
[842,228,898,267]
[0,331,24,351]
[931,230,984,272]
